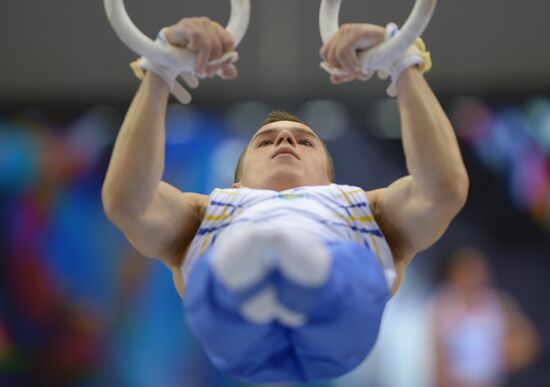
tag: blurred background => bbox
[1,0,549,386]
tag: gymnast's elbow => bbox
[436,171,470,215]
[102,191,124,226]
[101,186,139,226]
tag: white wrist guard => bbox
[130,28,199,104]
[378,23,432,97]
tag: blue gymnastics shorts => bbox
[184,240,390,384]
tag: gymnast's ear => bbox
[232,182,242,189]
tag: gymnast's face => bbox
[233,121,331,191]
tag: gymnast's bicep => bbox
[371,176,462,262]
[110,181,207,267]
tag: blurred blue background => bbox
[1,0,550,386]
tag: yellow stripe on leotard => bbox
[336,214,374,223]
[206,204,230,222]
[337,187,356,208]
[336,187,364,243]
[198,233,212,256]
[215,189,241,196]
[342,188,363,196]
[205,190,242,222]
[206,214,231,221]
[369,234,381,260]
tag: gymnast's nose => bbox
[274,130,297,146]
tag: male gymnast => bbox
[102,17,469,383]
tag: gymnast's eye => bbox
[258,139,273,147]
[299,139,313,146]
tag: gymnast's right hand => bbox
[165,17,238,80]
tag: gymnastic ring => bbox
[319,0,437,73]
[104,0,251,72]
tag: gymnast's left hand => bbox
[320,23,386,84]
[165,17,238,80]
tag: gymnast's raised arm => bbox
[102,18,236,271]
[372,66,469,281]
[321,23,469,280]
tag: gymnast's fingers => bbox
[167,17,220,77]
[331,74,353,84]
[319,42,330,62]
[195,41,212,77]
[325,40,343,73]
[208,26,224,62]
[215,22,235,54]
[340,48,366,78]
[164,21,190,48]
[220,62,238,80]
[206,22,229,78]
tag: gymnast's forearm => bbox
[396,68,469,204]
[102,71,171,218]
